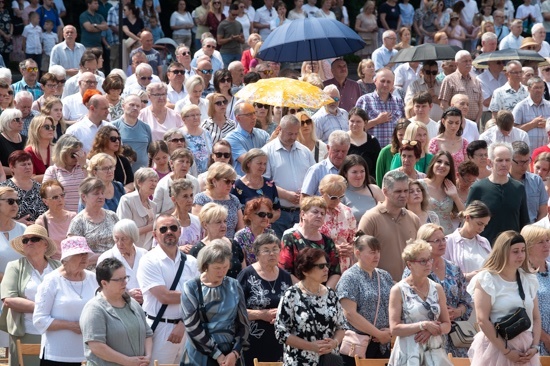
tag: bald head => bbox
[140,31,154,51]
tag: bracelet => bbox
[503,349,511,355]
[419,321,425,331]
[231,350,239,359]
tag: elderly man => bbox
[125,51,161,90]
[62,72,99,123]
[166,62,187,108]
[194,57,215,97]
[450,94,480,142]
[14,91,38,136]
[312,84,349,144]
[409,92,438,139]
[228,61,245,94]
[191,38,223,74]
[323,59,361,112]
[255,62,273,79]
[358,170,420,281]
[79,0,108,48]
[439,50,482,122]
[217,3,244,66]
[224,102,270,175]
[11,59,42,101]
[372,30,398,71]
[480,31,498,54]
[493,10,510,42]
[489,60,528,119]
[480,110,531,147]
[254,0,277,40]
[112,94,152,171]
[49,25,86,77]
[123,63,155,95]
[356,68,405,147]
[512,76,550,149]
[301,130,350,196]
[476,57,506,130]
[137,214,199,366]
[262,115,315,237]
[467,142,529,245]
[175,45,195,78]
[128,31,163,76]
[405,60,442,121]
[65,94,112,152]
[499,19,524,50]
[62,52,105,99]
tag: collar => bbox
[378,204,406,216]
[324,158,337,171]
[382,45,393,53]
[18,79,38,89]
[274,137,296,151]
[454,70,471,80]
[527,96,546,107]
[236,124,254,137]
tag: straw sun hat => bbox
[10,224,57,258]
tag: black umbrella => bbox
[390,44,462,63]
[472,49,546,69]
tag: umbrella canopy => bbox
[154,38,179,48]
[472,49,546,68]
[234,77,334,109]
[390,44,462,63]
[257,17,365,63]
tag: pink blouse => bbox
[139,107,183,141]
[319,203,356,272]
[428,137,469,167]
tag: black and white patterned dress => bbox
[275,285,345,366]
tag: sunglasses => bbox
[256,211,274,219]
[57,79,66,84]
[12,117,22,123]
[423,70,438,76]
[25,67,38,72]
[261,70,273,76]
[22,236,42,244]
[179,51,191,56]
[48,193,66,200]
[402,139,418,146]
[254,103,270,109]
[313,263,330,270]
[222,178,236,185]
[214,152,231,158]
[220,77,232,83]
[301,118,313,126]
[332,96,340,102]
[327,194,345,200]
[198,69,214,74]
[159,224,179,234]
[141,100,148,104]
[215,99,229,106]
[0,198,21,205]
[169,137,185,143]
[109,136,121,142]
[170,69,185,75]
[42,124,55,131]
[140,76,153,81]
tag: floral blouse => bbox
[319,203,356,272]
[275,285,345,366]
[428,137,469,168]
[0,179,47,221]
[234,226,276,265]
[184,131,213,174]
[231,177,281,210]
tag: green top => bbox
[390,153,434,174]
[376,145,395,187]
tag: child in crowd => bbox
[149,16,165,42]
[22,11,43,69]
[447,12,467,49]
[148,141,171,180]
[399,0,415,29]
[41,19,58,73]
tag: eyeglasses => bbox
[220,77,232,83]
[260,70,273,76]
[141,100,148,104]
[83,80,98,85]
[25,67,38,72]
[313,263,330,270]
[45,83,57,89]
[402,139,418,146]
[109,136,121,142]
[238,112,256,118]
[426,238,446,245]
[222,178,236,185]
[512,158,531,165]
[0,198,20,205]
[140,76,153,81]
[170,69,185,75]
[22,236,42,244]
[332,96,340,102]
[474,153,488,158]
[159,225,179,234]
[179,51,191,56]
[96,166,115,172]
[198,69,214,74]
[169,137,186,143]
[254,102,270,109]
[256,211,274,219]
[42,124,54,131]
[110,275,131,283]
[215,99,229,106]
[205,44,216,48]
[150,93,167,97]
[301,118,313,126]
[259,248,281,255]
[410,258,434,266]
[423,70,438,76]
[214,152,231,158]
[47,193,66,200]
[327,194,345,200]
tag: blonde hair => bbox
[483,230,533,274]
[318,174,347,196]
[521,225,550,253]
[199,202,228,226]
[205,162,237,190]
[416,223,444,241]
[403,121,429,154]
[25,115,55,153]
[402,239,432,262]
[88,153,116,176]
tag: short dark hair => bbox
[457,160,479,177]
[466,140,488,158]
[348,107,368,121]
[412,91,432,105]
[244,72,261,84]
[96,257,124,288]
[80,51,97,67]
[496,110,514,132]
[295,247,328,280]
[8,150,31,168]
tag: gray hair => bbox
[52,134,83,166]
[532,23,545,34]
[134,167,159,191]
[79,177,106,195]
[488,142,513,160]
[163,128,184,142]
[241,148,267,174]
[146,82,167,94]
[382,30,395,39]
[203,37,217,46]
[48,65,66,79]
[506,60,522,69]
[153,214,181,231]
[112,219,139,244]
[527,76,544,88]
[279,114,300,129]
[327,130,351,147]
[14,90,33,103]
[323,84,339,95]
[109,68,127,83]
[253,233,280,255]
[185,75,205,92]
[0,108,23,133]
[455,50,471,62]
[481,32,497,42]
[0,67,12,83]
[170,178,195,197]
[196,240,232,273]
[228,61,244,71]
[512,141,530,156]
[136,63,153,76]
[382,170,409,190]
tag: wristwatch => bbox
[93,23,98,29]
[531,345,540,353]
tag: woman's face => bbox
[152,151,169,168]
[140,96,148,109]
[256,242,280,268]
[356,246,380,269]
[529,234,550,261]
[48,102,63,123]
[0,192,19,219]
[247,156,267,177]
[362,62,375,79]
[9,116,23,133]
[171,158,191,178]
[301,205,326,229]
[443,115,461,135]
[206,259,230,283]
[212,176,235,195]
[345,164,366,188]
[204,217,228,239]
[432,154,451,177]
[464,215,490,236]
[64,253,89,272]
[348,114,366,133]
[214,97,228,116]
[365,3,374,13]
[139,177,158,197]
[407,183,423,206]
[427,230,446,258]
[485,23,495,34]
[212,145,231,164]
[533,28,546,44]
[534,160,550,179]
[254,103,269,119]
[83,188,106,208]
[401,149,418,172]
[39,119,55,141]
[470,148,488,168]
[42,185,66,211]
[508,242,526,269]
[94,160,115,182]
[401,29,411,42]
[173,188,194,211]
[107,88,122,99]
[106,131,121,153]
[414,128,428,147]
[322,190,344,210]
[12,159,33,179]
[408,249,433,276]
[167,133,185,153]
[396,128,406,144]
[21,235,48,258]
[114,232,134,253]
[300,116,313,136]
[304,62,319,74]
[183,109,202,128]
[249,203,272,231]
[218,75,232,93]
[277,5,287,17]
[43,79,58,97]
[149,89,167,108]
[102,267,128,296]
[179,0,186,11]
[303,256,329,284]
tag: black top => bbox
[123,17,145,39]
[190,240,244,279]
[348,133,381,182]
[0,134,27,167]
[115,155,134,186]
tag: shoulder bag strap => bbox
[372,269,381,326]
[42,214,49,234]
[195,277,212,339]
[516,270,525,303]
[151,253,187,331]
[314,141,319,162]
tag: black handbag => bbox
[493,271,531,346]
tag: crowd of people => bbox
[1,0,550,366]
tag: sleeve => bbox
[136,256,166,293]
[537,176,549,207]
[232,281,250,353]
[467,270,495,305]
[274,288,297,344]
[67,215,85,236]
[438,78,451,103]
[323,235,341,276]
[279,232,297,274]
[80,300,108,344]
[1,260,22,299]
[300,165,319,196]
[331,290,345,332]
[170,12,177,27]
[115,194,132,220]
[335,270,360,302]
[268,180,281,210]
[512,102,524,125]
[152,181,167,215]
[488,90,500,112]
[33,274,58,334]
[121,156,134,184]
[519,186,530,229]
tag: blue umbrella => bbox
[257,17,366,63]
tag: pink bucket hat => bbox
[60,236,94,261]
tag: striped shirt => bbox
[43,164,87,212]
[201,117,236,144]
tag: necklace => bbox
[410,281,429,299]
[266,277,278,294]
[301,281,321,296]
[65,277,84,299]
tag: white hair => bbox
[382,30,395,39]
[203,37,217,46]
[481,32,497,42]
[328,130,350,146]
[48,65,66,79]
[323,84,339,95]
[532,23,545,34]
[455,50,471,62]
[0,67,12,83]
[488,142,513,160]
[14,90,33,103]
[112,219,139,244]
[109,68,127,82]
[136,63,153,76]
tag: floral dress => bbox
[234,226,276,265]
[537,262,550,356]
[428,195,454,235]
[237,265,292,365]
[0,179,47,221]
[428,138,469,168]
[108,100,123,121]
[403,259,472,357]
[231,177,281,211]
[319,203,356,272]
[193,193,242,239]
[184,131,213,174]
[0,9,13,55]
[275,285,345,366]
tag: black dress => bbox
[114,155,134,186]
[190,240,244,279]
[348,133,381,181]
[0,134,26,167]
[237,265,292,365]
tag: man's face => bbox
[383,32,397,50]
[511,153,531,176]
[413,102,431,119]
[529,81,545,101]
[374,71,394,95]
[279,123,300,147]
[506,63,523,83]
[422,65,438,82]
[331,60,348,80]
[236,104,256,132]
[203,41,216,56]
[79,74,98,93]
[230,63,245,83]
[441,61,457,75]
[137,68,153,88]
[16,97,32,118]
[21,61,39,84]
[265,0,273,7]
[511,22,522,36]
[123,95,141,119]
[131,54,147,72]
[176,47,192,65]
[257,65,273,79]
[493,13,504,25]
[384,180,409,208]
[491,146,512,178]
[63,27,77,41]
[327,143,349,168]
[482,39,497,52]
[153,217,181,247]
[451,96,469,117]
[326,89,340,114]
[167,65,185,84]
[523,68,535,85]
[82,59,98,75]
[141,33,154,51]
[456,55,472,75]
[487,60,504,74]
[196,60,213,84]
[93,97,110,121]
[89,0,99,11]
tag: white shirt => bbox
[410,117,439,140]
[499,33,524,50]
[476,70,507,111]
[62,72,105,99]
[254,5,277,40]
[302,3,319,17]
[394,63,421,92]
[61,93,89,122]
[97,245,149,291]
[167,83,187,105]
[461,0,479,26]
[480,125,531,148]
[22,24,42,54]
[153,173,199,215]
[23,263,55,334]
[65,117,113,152]
[175,96,209,122]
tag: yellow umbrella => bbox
[234,77,334,109]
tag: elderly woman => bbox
[275,247,345,365]
[391,140,427,180]
[388,240,452,365]
[467,231,541,365]
[191,202,245,278]
[466,139,491,179]
[153,148,199,215]
[0,225,59,366]
[0,187,25,279]
[296,112,328,163]
[80,257,152,366]
[318,174,356,273]
[234,197,276,265]
[405,223,472,357]
[68,178,120,266]
[33,236,97,365]
[532,23,550,57]
[43,134,87,212]
[192,162,244,239]
[522,225,550,356]
[97,219,147,304]
[231,148,281,217]
[198,140,233,191]
[0,151,47,223]
[85,153,126,212]
[407,179,440,226]
[280,196,341,288]
[347,107,380,177]
[237,233,293,365]
[168,178,201,251]
[35,180,77,260]
[336,233,393,364]
[40,97,67,143]
[181,241,249,365]
[201,93,236,144]
[175,75,209,122]
[161,130,198,178]
[428,107,469,167]
[103,74,125,121]
[0,108,26,176]
[89,126,135,192]
[181,104,213,175]
[116,168,158,250]
[24,115,55,182]
[139,82,183,141]
[375,119,410,187]
[391,121,433,174]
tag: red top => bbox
[24,145,50,175]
